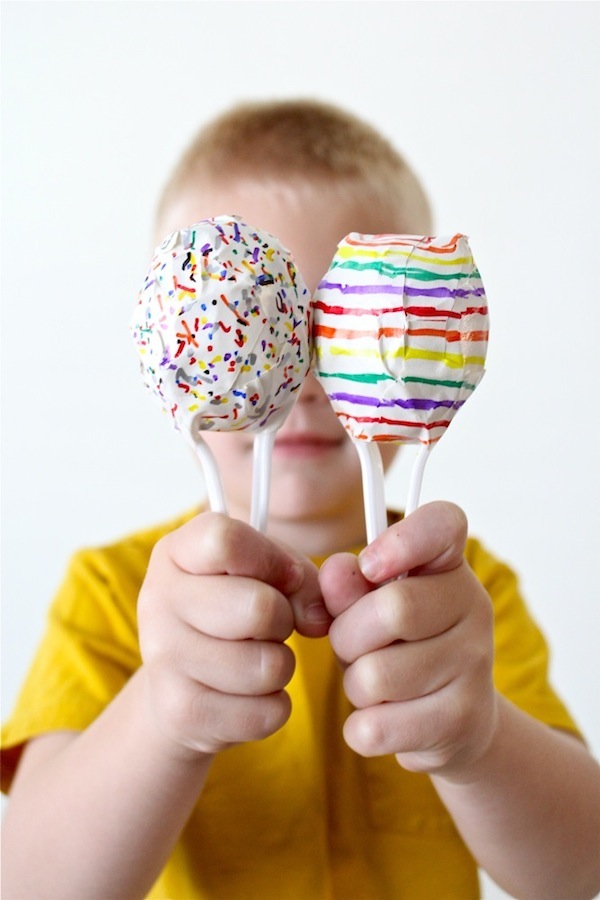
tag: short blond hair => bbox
[156,98,433,233]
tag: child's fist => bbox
[138,513,328,758]
[320,502,497,777]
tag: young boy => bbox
[2,100,599,900]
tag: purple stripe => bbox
[319,281,485,299]
[329,391,464,411]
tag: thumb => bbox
[268,537,331,638]
[357,501,468,584]
[319,552,374,619]
[278,552,332,639]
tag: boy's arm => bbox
[320,502,600,900]
[2,514,329,899]
[2,673,212,900]
[431,696,600,900]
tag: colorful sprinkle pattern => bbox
[311,233,489,444]
[130,216,311,438]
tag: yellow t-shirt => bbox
[1,511,579,899]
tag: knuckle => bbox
[438,693,475,758]
[246,693,292,740]
[347,709,387,757]
[258,644,295,693]
[477,588,495,633]
[445,502,469,539]
[327,620,349,662]
[139,628,169,667]
[148,529,186,575]
[137,575,164,621]
[147,534,169,566]
[375,584,413,639]
[344,655,385,707]
[427,501,468,545]
[243,583,271,631]
[466,639,491,682]
[153,676,199,738]
[446,694,469,739]
[463,592,494,673]
[138,607,172,666]
[197,513,238,567]
[244,583,291,639]
[264,692,293,733]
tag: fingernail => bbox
[285,562,304,594]
[305,603,331,624]
[358,549,380,582]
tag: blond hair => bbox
[156,98,433,233]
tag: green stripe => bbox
[316,371,393,383]
[317,372,477,390]
[330,259,481,281]
[403,376,476,390]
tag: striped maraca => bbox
[312,232,489,541]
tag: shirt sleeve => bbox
[1,545,143,792]
[465,536,580,736]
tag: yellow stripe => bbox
[318,344,486,369]
[336,246,474,267]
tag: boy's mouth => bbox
[273,432,343,458]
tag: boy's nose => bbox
[298,370,329,404]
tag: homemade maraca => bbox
[130,215,311,531]
[312,232,489,541]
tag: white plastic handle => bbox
[251,429,277,533]
[355,440,388,544]
[190,433,228,515]
[405,443,431,518]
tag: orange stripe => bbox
[344,233,464,254]
[313,324,489,343]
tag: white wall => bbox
[2,3,599,896]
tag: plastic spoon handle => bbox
[192,435,228,515]
[356,440,387,544]
[251,429,277,533]
[405,443,431,517]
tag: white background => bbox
[2,3,599,897]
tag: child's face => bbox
[157,178,400,541]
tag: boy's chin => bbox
[270,477,359,524]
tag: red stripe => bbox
[313,299,488,319]
[338,412,451,431]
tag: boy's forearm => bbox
[431,694,600,900]
[2,668,213,900]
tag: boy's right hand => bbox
[137,512,329,759]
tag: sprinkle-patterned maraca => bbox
[131,215,311,530]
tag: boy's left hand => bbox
[319,501,498,778]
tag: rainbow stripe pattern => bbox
[130,216,311,438]
[312,233,489,444]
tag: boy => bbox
[2,100,599,899]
